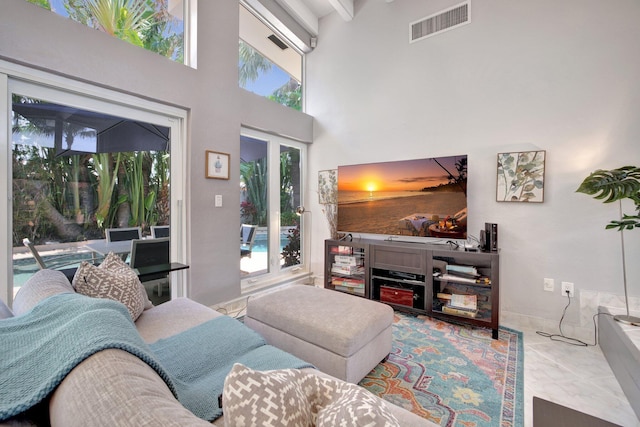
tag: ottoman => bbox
[244,285,394,383]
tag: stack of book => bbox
[332,279,364,294]
[438,264,491,285]
[329,245,356,255]
[438,292,479,318]
[331,254,364,293]
[331,255,364,275]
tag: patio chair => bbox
[240,224,257,258]
[22,238,98,282]
[105,227,142,243]
[151,225,170,238]
[130,238,170,297]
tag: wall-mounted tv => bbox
[337,155,468,241]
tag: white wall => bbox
[306,0,640,325]
[0,0,313,306]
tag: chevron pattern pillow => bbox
[72,252,149,321]
[222,364,399,427]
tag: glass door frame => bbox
[1,60,188,306]
[240,127,310,292]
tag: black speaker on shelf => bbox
[484,222,498,252]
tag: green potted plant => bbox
[576,165,640,325]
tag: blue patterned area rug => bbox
[360,313,524,427]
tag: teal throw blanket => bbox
[151,315,313,420]
[0,293,312,422]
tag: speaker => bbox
[485,222,498,252]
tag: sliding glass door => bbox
[2,70,186,304]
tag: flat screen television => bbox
[337,155,468,241]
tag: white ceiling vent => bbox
[410,1,470,43]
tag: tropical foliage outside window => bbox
[239,41,302,111]
[12,97,171,247]
[25,0,184,63]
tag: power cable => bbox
[536,291,613,347]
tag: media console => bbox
[324,238,500,339]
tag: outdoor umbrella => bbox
[12,102,170,156]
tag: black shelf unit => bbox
[430,250,499,338]
[324,238,500,338]
[324,240,369,298]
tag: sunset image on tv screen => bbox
[337,155,467,239]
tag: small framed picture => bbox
[206,151,230,180]
[496,150,546,202]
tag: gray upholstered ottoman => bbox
[244,285,394,384]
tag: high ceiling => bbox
[241,0,394,55]
[274,0,355,36]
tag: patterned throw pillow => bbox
[222,364,399,427]
[316,381,400,427]
[72,252,148,321]
[99,252,153,310]
[223,364,313,427]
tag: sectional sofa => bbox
[0,265,434,426]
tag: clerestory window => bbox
[23,0,192,66]
[239,4,303,111]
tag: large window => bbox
[240,128,306,288]
[25,0,190,65]
[3,73,187,305]
[239,4,303,111]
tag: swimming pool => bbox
[12,252,96,287]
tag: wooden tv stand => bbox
[324,238,500,339]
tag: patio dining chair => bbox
[151,225,170,238]
[240,224,257,258]
[130,238,170,297]
[105,227,142,261]
[105,227,142,243]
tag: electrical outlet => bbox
[543,278,555,292]
[561,282,574,297]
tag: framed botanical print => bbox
[496,150,546,202]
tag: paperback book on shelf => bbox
[334,285,365,294]
[450,294,477,310]
[331,276,364,288]
[331,264,364,275]
[442,303,479,318]
[330,246,354,255]
[446,264,478,276]
[334,255,363,266]
[439,273,491,285]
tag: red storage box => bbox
[380,286,414,307]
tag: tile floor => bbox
[501,312,640,427]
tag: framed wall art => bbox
[496,150,546,203]
[205,150,230,180]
